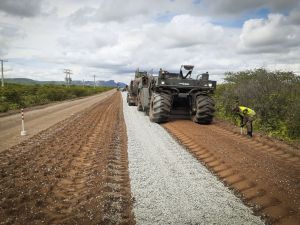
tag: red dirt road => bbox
[164,120,300,225]
[1,92,299,225]
[0,92,134,225]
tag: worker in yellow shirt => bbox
[233,106,256,137]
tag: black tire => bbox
[127,94,133,106]
[137,95,143,111]
[193,95,215,124]
[149,92,172,123]
[137,102,143,111]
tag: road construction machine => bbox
[126,69,148,106]
[137,65,216,124]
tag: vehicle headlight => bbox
[161,81,165,84]
[208,83,212,87]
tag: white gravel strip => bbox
[122,93,264,225]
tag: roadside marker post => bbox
[21,108,27,136]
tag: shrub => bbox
[215,68,300,140]
[0,83,113,112]
[0,101,9,112]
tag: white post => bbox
[240,127,243,135]
[21,108,27,136]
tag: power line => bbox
[63,69,72,87]
[1,59,8,87]
[93,75,96,89]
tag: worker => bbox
[233,105,256,137]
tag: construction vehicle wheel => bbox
[149,93,172,123]
[193,95,215,124]
[137,103,143,111]
[137,96,143,111]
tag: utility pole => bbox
[1,59,8,87]
[93,75,96,89]
[63,69,72,87]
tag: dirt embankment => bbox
[164,120,300,225]
[0,92,134,225]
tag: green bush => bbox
[0,101,9,112]
[2,88,22,104]
[70,87,87,97]
[0,83,113,113]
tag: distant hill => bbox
[4,78,126,87]
[73,79,126,88]
[98,80,127,87]
[5,78,41,85]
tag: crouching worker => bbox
[233,106,256,137]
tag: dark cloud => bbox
[202,0,299,17]
[0,0,43,17]
[290,10,300,25]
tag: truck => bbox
[126,69,148,106]
[137,65,216,124]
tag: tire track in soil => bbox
[163,120,300,225]
[0,92,134,225]
[210,123,300,168]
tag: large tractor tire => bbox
[193,95,215,124]
[137,95,143,111]
[149,92,172,123]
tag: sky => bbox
[0,0,300,84]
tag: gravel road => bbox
[0,89,115,151]
[122,93,264,225]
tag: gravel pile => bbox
[122,93,264,225]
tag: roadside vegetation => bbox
[0,83,112,113]
[214,68,300,141]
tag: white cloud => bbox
[238,14,300,53]
[162,15,224,48]
[0,0,299,84]
[67,0,201,24]
[0,23,26,56]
